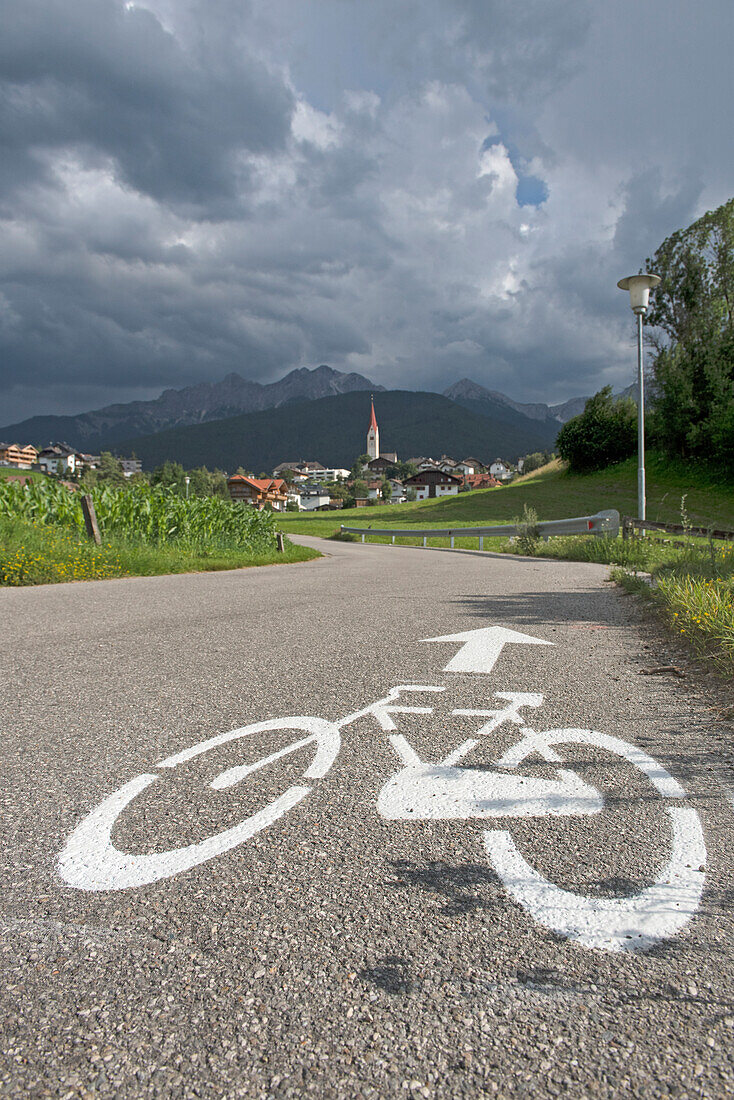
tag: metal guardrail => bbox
[341,509,620,547]
[622,516,734,542]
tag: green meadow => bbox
[277,454,734,540]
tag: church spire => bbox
[366,395,380,460]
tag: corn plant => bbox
[0,478,277,553]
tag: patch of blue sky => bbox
[516,175,549,207]
[482,129,548,208]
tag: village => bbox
[0,398,520,511]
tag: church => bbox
[365,397,397,473]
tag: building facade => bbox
[404,469,462,501]
[227,475,288,510]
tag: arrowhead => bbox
[423,626,553,646]
[422,625,553,674]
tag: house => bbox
[463,473,501,491]
[404,468,462,501]
[489,459,513,482]
[227,475,289,510]
[0,443,38,469]
[297,484,331,511]
[387,478,405,503]
[296,461,327,476]
[120,458,142,477]
[316,467,350,482]
[76,453,100,470]
[37,443,77,475]
[461,457,486,474]
[366,456,394,477]
[436,455,459,474]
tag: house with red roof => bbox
[227,475,289,510]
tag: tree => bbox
[151,460,185,491]
[380,478,392,502]
[349,455,370,480]
[97,451,126,485]
[325,480,349,501]
[520,451,553,475]
[644,197,734,472]
[386,460,418,481]
[556,387,637,473]
[187,466,229,498]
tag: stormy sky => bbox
[1,0,731,424]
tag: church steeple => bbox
[366,395,380,460]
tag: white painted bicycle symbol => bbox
[59,684,706,954]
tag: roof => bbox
[368,397,378,432]
[405,469,463,485]
[464,473,501,488]
[227,476,288,493]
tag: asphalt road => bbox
[2,537,733,1098]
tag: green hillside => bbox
[118,390,560,472]
[278,455,734,538]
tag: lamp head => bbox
[617,273,661,314]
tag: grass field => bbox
[277,454,734,542]
[0,467,45,481]
[0,516,320,586]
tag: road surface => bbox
[2,537,732,1097]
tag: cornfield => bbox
[0,478,277,553]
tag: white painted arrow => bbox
[423,626,553,674]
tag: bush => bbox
[513,505,540,555]
[556,386,637,473]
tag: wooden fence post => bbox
[276,532,285,553]
[81,495,102,545]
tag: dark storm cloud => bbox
[0,0,292,212]
[0,0,731,423]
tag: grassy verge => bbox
[611,543,734,675]
[0,517,319,586]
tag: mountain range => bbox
[442,379,590,424]
[0,365,384,453]
[0,365,622,471]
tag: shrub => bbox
[556,386,637,473]
[513,505,541,555]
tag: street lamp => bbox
[616,273,660,524]
[184,475,190,500]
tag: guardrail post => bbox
[391,535,395,545]
[479,536,484,551]
[423,537,427,547]
[361,534,365,544]
[450,535,455,549]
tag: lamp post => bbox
[184,475,190,500]
[616,273,660,525]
